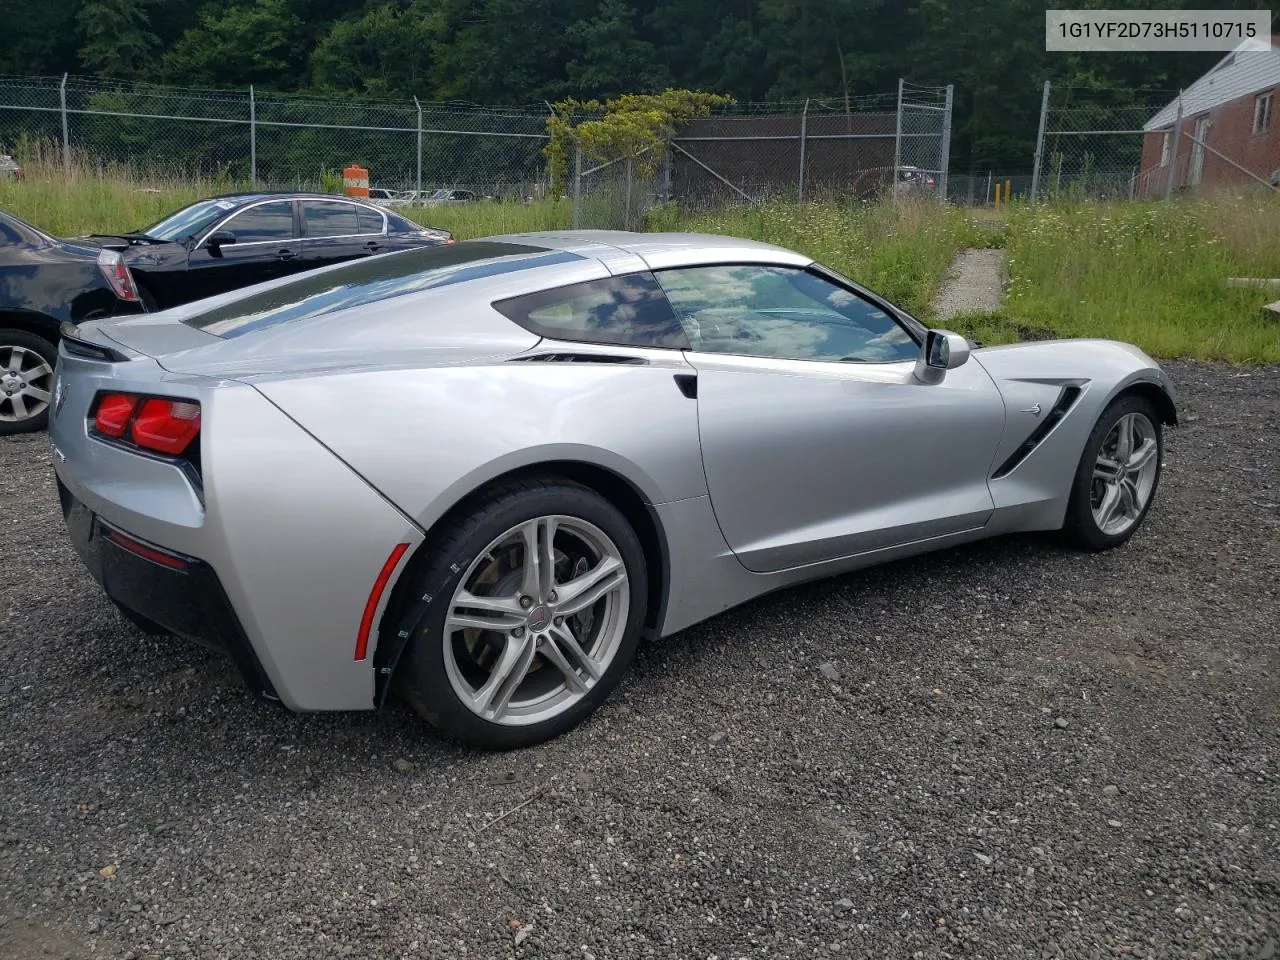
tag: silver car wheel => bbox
[443,514,630,727]
[0,345,54,424]
[1090,412,1159,536]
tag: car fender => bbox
[972,339,1176,527]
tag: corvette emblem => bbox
[1021,403,1042,417]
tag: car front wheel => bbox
[1060,394,1164,550]
[394,478,648,750]
[0,329,58,435]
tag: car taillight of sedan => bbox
[96,249,141,303]
[91,392,201,456]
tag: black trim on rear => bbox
[59,480,278,702]
[59,321,130,362]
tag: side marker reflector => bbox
[355,543,411,661]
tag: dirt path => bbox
[932,246,1006,321]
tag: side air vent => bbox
[991,385,1083,479]
[508,353,647,365]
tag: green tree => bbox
[159,0,307,88]
[565,0,671,98]
[78,0,160,78]
[310,5,434,97]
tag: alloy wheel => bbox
[1091,411,1160,537]
[0,345,54,424]
[443,515,630,727]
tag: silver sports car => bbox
[49,230,1177,750]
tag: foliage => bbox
[544,89,734,196]
[999,198,1280,363]
[651,197,973,318]
[1,0,1231,171]
[78,0,160,78]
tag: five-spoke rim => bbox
[1091,412,1159,537]
[0,345,53,424]
[443,515,629,727]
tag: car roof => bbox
[199,191,383,206]
[487,230,813,271]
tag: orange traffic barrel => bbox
[343,164,369,198]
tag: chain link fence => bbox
[0,75,551,198]
[0,74,955,226]
[1029,80,1280,204]
[657,83,952,211]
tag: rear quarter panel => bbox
[252,354,708,532]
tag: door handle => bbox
[277,249,296,261]
[363,240,381,253]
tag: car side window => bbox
[303,200,361,238]
[492,272,691,349]
[653,263,919,363]
[222,201,294,243]
[357,206,385,234]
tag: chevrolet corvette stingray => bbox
[49,231,1176,750]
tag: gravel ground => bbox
[2,360,1278,960]
[932,249,1006,322]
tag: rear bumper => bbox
[59,478,279,701]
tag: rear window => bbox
[182,241,581,339]
[493,272,690,349]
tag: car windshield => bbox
[428,189,452,200]
[140,198,239,242]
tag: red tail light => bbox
[92,392,200,456]
[93,393,140,437]
[96,250,140,302]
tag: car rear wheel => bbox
[394,479,648,750]
[1060,394,1163,551]
[0,329,57,436]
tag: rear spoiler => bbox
[59,321,130,363]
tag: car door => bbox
[300,198,385,270]
[652,262,1008,574]
[185,199,301,301]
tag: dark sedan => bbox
[71,193,454,311]
[1,209,144,434]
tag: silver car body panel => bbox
[50,230,1176,713]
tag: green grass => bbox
[3,162,1277,363]
[647,197,976,320]
[990,197,1280,363]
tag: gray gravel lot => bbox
[2,360,1278,960]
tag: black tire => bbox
[1059,393,1164,551]
[393,478,649,751]
[0,328,58,436]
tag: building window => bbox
[1256,92,1273,135]
[1160,130,1171,166]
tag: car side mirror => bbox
[206,230,236,255]
[914,329,971,385]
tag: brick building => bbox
[1137,40,1280,197]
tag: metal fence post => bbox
[59,73,70,176]
[1164,92,1183,201]
[1029,80,1050,204]
[248,85,257,185]
[572,142,582,229]
[938,84,954,201]
[624,156,633,229]
[413,96,423,195]
[892,79,904,208]
[798,98,809,201]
